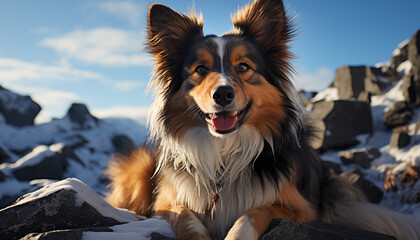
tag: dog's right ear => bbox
[147,4,203,93]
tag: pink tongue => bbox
[212,115,237,131]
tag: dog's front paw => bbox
[224,216,259,240]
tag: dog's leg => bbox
[225,183,317,240]
[155,205,211,240]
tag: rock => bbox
[322,160,343,176]
[8,144,78,181]
[0,171,5,182]
[331,66,389,102]
[0,146,10,164]
[339,148,381,169]
[391,40,409,70]
[310,100,373,151]
[389,131,411,149]
[383,101,412,129]
[340,169,384,204]
[66,103,98,129]
[0,85,41,127]
[112,135,136,156]
[261,218,395,240]
[0,178,139,240]
[402,30,420,106]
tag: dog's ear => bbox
[147,4,203,93]
[232,0,294,76]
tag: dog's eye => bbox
[195,65,208,75]
[236,63,249,73]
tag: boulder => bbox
[402,30,420,106]
[322,160,343,176]
[261,219,395,240]
[0,178,139,240]
[340,170,384,204]
[389,132,411,149]
[383,101,412,129]
[339,148,381,169]
[66,103,98,129]
[0,85,41,127]
[112,135,136,156]
[391,40,409,70]
[332,66,389,102]
[310,100,373,151]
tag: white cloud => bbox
[92,106,149,124]
[292,67,333,91]
[92,1,146,26]
[113,80,145,91]
[0,57,103,83]
[41,28,152,67]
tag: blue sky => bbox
[0,0,419,123]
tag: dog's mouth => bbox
[203,102,251,135]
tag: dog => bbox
[106,0,420,239]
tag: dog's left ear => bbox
[233,0,294,72]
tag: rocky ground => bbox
[0,30,419,239]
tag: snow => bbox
[82,217,176,240]
[311,87,339,103]
[392,39,409,56]
[13,178,140,223]
[397,60,412,75]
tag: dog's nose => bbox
[213,86,235,106]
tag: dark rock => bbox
[391,41,409,70]
[403,30,420,106]
[0,178,138,240]
[339,169,383,204]
[112,135,136,156]
[339,148,381,169]
[0,146,10,164]
[66,103,98,129]
[389,132,411,149]
[261,219,395,240]
[21,227,113,240]
[310,100,373,151]
[0,86,41,127]
[322,161,343,179]
[332,66,389,102]
[0,171,5,182]
[11,144,85,181]
[383,101,412,129]
[151,232,178,240]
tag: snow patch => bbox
[392,39,409,56]
[82,217,176,240]
[397,60,412,75]
[311,87,339,103]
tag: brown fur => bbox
[106,148,156,216]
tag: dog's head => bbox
[147,0,303,140]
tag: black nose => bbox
[213,86,235,106]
